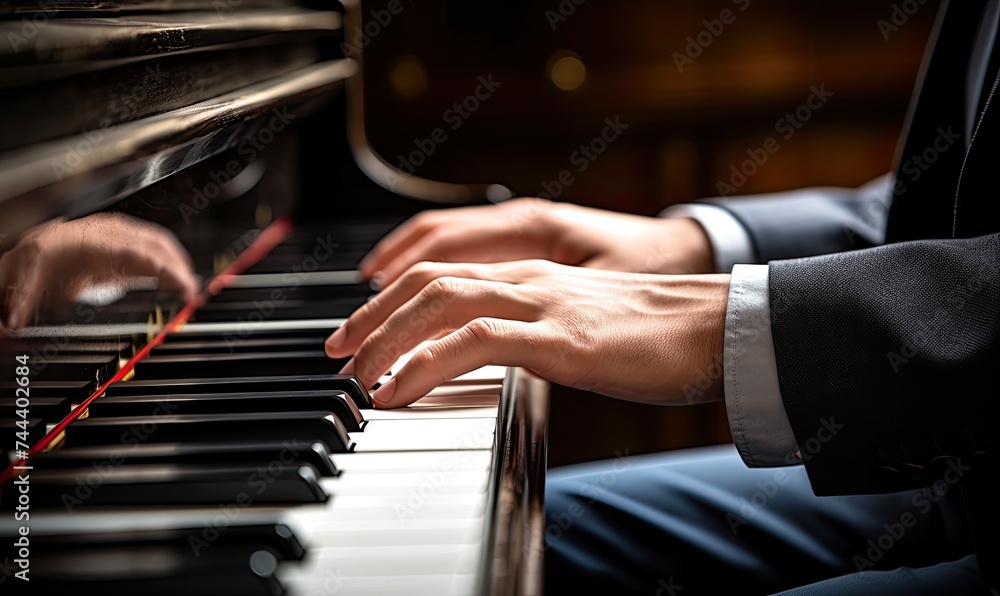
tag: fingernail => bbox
[6,312,20,330]
[369,273,384,292]
[339,357,355,375]
[372,377,396,406]
[326,326,346,350]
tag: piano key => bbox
[0,354,119,383]
[5,464,329,507]
[63,411,353,453]
[151,337,326,354]
[90,390,365,432]
[30,441,341,476]
[104,374,372,409]
[350,418,496,452]
[5,522,306,561]
[0,379,94,398]
[16,546,287,596]
[279,572,477,596]
[331,450,493,473]
[133,350,349,378]
[227,270,364,287]
[193,297,367,322]
[0,396,73,422]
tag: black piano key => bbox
[5,547,287,595]
[211,284,373,302]
[31,440,340,476]
[2,463,328,507]
[1,338,133,358]
[133,351,349,379]
[0,397,73,423]
[0,418,45,444]
[90,390,365,432]
[104,374,373,409]
[192,297,368,322]
[63,411,353,452]
[152,336,325,354]
[0,379,94,398]
[3,354,117,382]
[162,329,332,343]
[3,522,305,561]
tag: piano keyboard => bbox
[0,221,547,595]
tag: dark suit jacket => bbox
[706,0,1000,582]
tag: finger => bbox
[371,318,546,408]
[325,260,547,357]
[347,278,542,389]
[358,210,451,279]
[376,226,546,288]
[112,244,199,300]
[326,261,482,356]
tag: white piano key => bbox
[350,417,496,452]
[332,450,493,472]
[319,502,486,521]
[281,543,480,576]
[307,493,487,510]
[362,406,499,421]
[319,471,488,495]
[291,517,484,547]
[281,571,478,596]
[420,384,501,398]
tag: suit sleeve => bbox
[768,232,1000,495]
[702,174,893,262]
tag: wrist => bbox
[662,217,716,275]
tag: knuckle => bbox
[466,318,502,348]
[407,260,437,281]
[426,276,461,300]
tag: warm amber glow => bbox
[549,52,587,91]
[389,54,429,100]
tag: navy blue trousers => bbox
[543,445,988,595]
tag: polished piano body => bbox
[0,1,546,594]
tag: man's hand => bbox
[0,213,198,330]
[359,199,715,286]
[326,260,730,409]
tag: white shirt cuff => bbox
[724,264,801,467]
[660,203,756,273]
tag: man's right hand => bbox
[359,198,716,287]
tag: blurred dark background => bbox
[347,0,940,466]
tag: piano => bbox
[0,1,547,594]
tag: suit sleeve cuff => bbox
[660,203,757,273]
[724,264,801,467]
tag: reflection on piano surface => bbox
[0,1,547,594]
